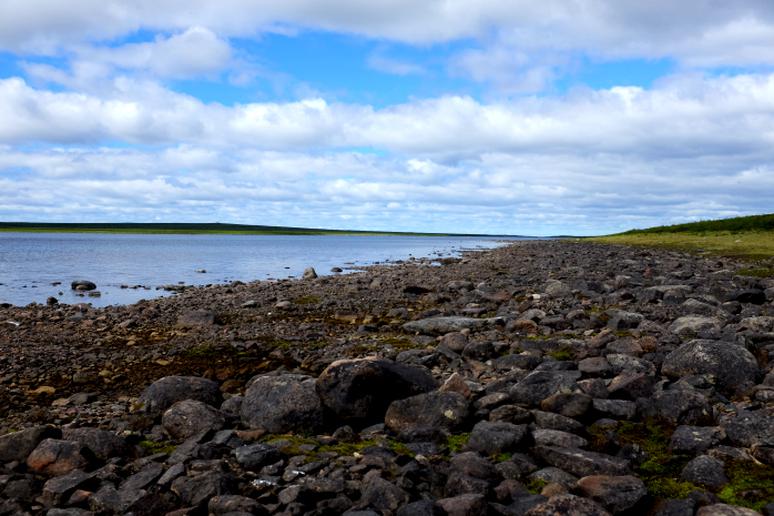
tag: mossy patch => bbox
[527,478,548,494]
[138,439,177,455]
[648,477,701,499]
[294,295,321,305]
[737,266,774,278]
[546,347,574,361]
[182,343,219,357]
[718,461,774,512]
[446,433,470,454]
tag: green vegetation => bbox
[446,432,471,453]
[293,295,321,305]
[262,434,415,460]
[527,478,548,494]
[591,213,774,261]
[0,221,497,237]
[546,347,574,361]
[138,439,177,455]
[718,461,774,512]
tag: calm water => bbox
[0,233,513,307]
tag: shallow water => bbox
[0,233,515,307]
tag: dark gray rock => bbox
[670,425,725,453]
[450,452,499,481]
[592,399,637,419]
[576,475,646,513]
[176,309,216,327]
[509,370,581,407]
[171,471,232,507]
[639,389,713,425]
[730,289,767,305]
[240,373,324,433]
[70,280,96,291]
[467,421,528,455]
[41,469,94,506]
[120,462,164,491]
[662,340,759,395]
[360,476,409,513]
[234,443,281,470]
[62,427,128,461]
[139,375,221,418]
[524,494,611,516]
[208,495,266,515]
[397,499,441,516]
[435,493,487,516]
[723,409,774,447]
[384,391,468,436]
[162,399,226,440]
[540,392,592,418]
[681,455,728,490]
[0,425,60,462]
[316,358,436,423]
[532,429,587,449]
[533,446,629,477]
[607,311,644,331]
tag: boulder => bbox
[139,375,221,418]
[533,446,630,477]
[176,309,216,327]
[680,455,728,490]
[669,425,725,453]
[467,421,528,455]
[70,280,96,291]
[162,399,226,440]
[302,267,318,279]
[61,427,128,461]
[384,391,468,436]
[435,493,487,516]
[662,340,759,395]
[668,316,722,339]
[525,494,611,516]
[510,370,581,407]
[722,409,774,447]
[638,389,713,425]
[240,374,324,433]
[316,358,436,424]
[0,425,60,462]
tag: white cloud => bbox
[367,53,425,76]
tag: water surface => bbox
[0,233,513,307]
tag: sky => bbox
[0,1,773,236]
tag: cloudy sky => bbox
[1,1,773,235]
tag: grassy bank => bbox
[0,222,499,238]
[590,214,774,268]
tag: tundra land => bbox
[0,215,772,515]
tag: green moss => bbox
[138,440,177,455]
[380,336,421,351]
[737,266,774,278]
[718,461,774,512]
[182,343,218,357]
[294,295,321,305]
[386,440,416,457]
[318,439,379,456]
[546,347,574,361]
[527,478,548,494]
[648,477,701,499]
[263,434,318,456]
[494,452,512,462]
[446,433,470,454]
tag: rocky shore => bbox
[0,240,772,515]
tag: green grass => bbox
[718,461,774,512]
[590,213,774,262]
[0,221,497,237]
[446,433,471,454]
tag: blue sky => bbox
[0,1,773,235]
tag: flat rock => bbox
[240,373,324,433]
[402,316,498,335]
[533,446,630,477]
[662,339,759,395]
[384,391,468,436]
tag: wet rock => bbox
[525,494,611,516]
[467,421,528,455]
[385,391,469,436]
[26,439,90,476]
[316,358,437,424]
[403,316,498,335]
[139,375,221,418]
[70,280,96,291]
[662,339,759,395]
[241,373,324,433]
[0,425,60,462]
[533,446,629,477]
[162,399,226,440]
[62,427,128,461]
[576,475,646,513]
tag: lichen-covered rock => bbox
[241,373,324,433]
[661,339,759,395]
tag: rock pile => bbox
[0,240,772,515]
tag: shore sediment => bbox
[0,240,772,515]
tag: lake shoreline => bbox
[0,239,772,514]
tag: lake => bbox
[0,233,514,307]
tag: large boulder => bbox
[139,376,221,418]
[315,358,437,424]
[61,427,128,461]
[384,391,468,436]
[162,400,226,440]
[661,339,759,395]
[509,370,581,407]
[240,374,324,433]
[26,439,90,476]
